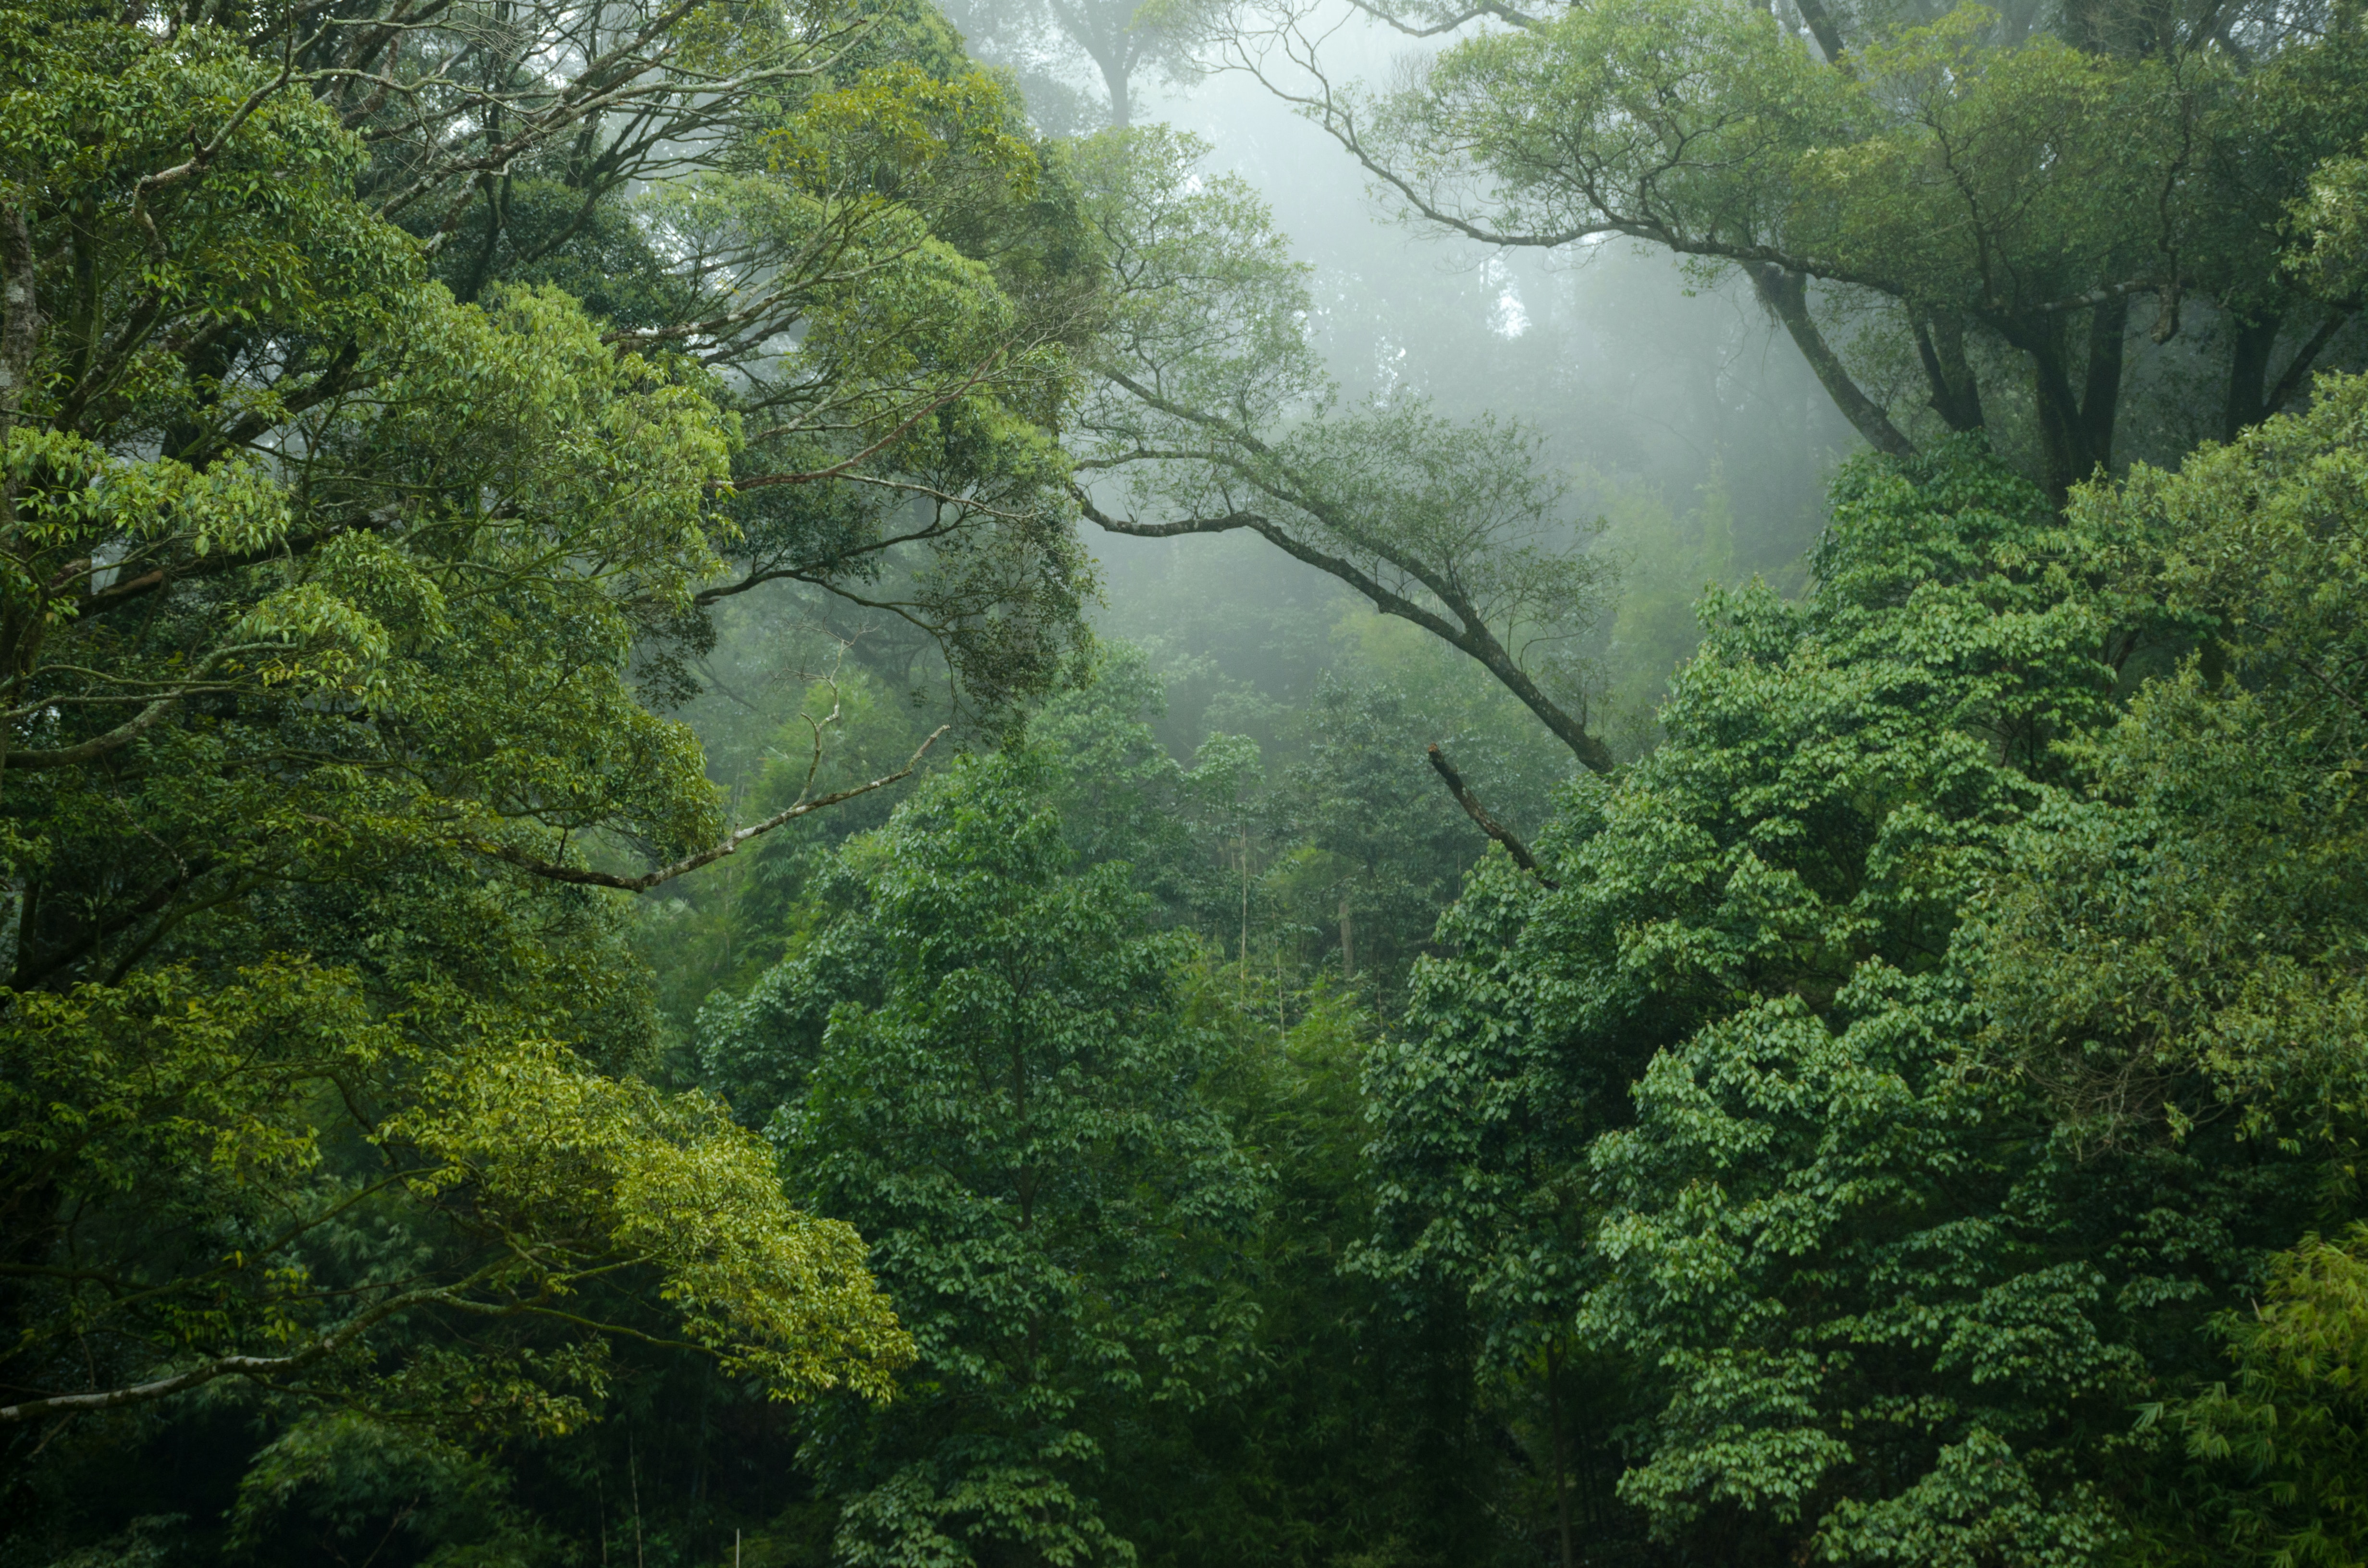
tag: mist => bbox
[21,1,2368,1563]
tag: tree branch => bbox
[1076,487,1615,774]
[1428,744,1555,887]
[1750,266,1914,458]
[2261,307,2355,419]
[1910,309,1986,432]
[1339,0,1553,36]
[2019,279,2167,315]
[6,695,183,771]
[0,1278,476,1424]
[473,726,947,892]
[724,351,1005,494]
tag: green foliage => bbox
[619,49,1098,717]
[1318,0,2368,492]
[0,0,1105,1555]
[2167,1226,2368,1568]
[0,58,920,1429]
[1968,371,2368,1162]
[1966,370,2368,1562]
[1591,465,1747,749]
[229,1412,554,1565]
[1112,990,1529,1568]
[1273,631,1568,992]
[704,754,1262,1565]
[2292,139,2368,304]
[1359,422,2368,1562]
[1368,436,2108,1350]
[14,0,2368,1557]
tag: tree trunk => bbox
[1547,1341,1576,1568]
[2077,292,2129,472]
[2223,315,2279,439]
[2029,353,2086,507]
[1911,309,1986,433]
[2224,308,2356,442]
[2020,316,2112,506]
[1239,823,1249,996]
[1790,0,1849,59]
[1095,50,1132,129]
[1751,265,1915,460]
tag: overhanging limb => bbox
[1428,744,1557,889]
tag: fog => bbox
[948,0,1863,759]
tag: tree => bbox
[1207,0,2368,500]
[1069,127,1622,772]
[1108,993,1538,1568]
[1994,368,2368,1564]
[938,0,1212,129]
[0,270,914,1546]
[701,753,1263,1566]
[1269,663,1568,996]
[2161,1226,2368,1568]
[1355,355,2368,1561]
[35,0,1102,727]
[1353,437,2217,1560]
[0,0,1119,1550]
[630,46,1103,714]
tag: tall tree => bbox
[1356,377,2368,1561]
[0,0,1109,1552]
[701,753,1263,1566]
[939,0,1203,127]
[2010,364,2368,1566]
[1208,0,2368,499]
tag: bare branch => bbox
[1427,743,1555,886]
[1338,0,1552,36]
